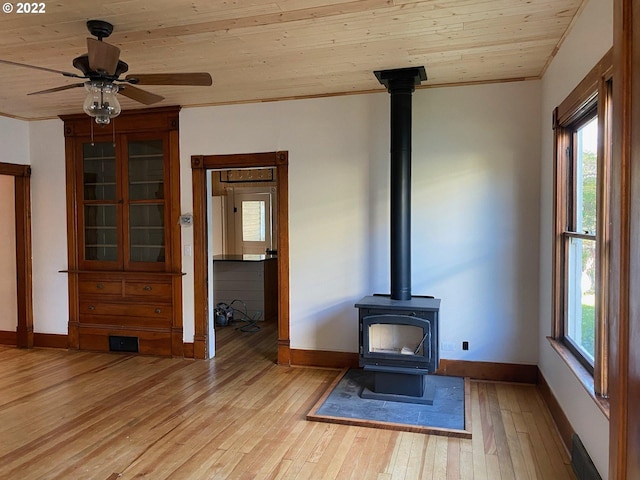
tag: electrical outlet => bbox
[462,341,469,351]
[441,341,455,352]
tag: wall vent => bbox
[571,434,602,480]
[109,335,139,353]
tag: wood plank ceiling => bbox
[0,0,585,120]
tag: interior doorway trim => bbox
[0,162,33,348]
[191,152,290,364]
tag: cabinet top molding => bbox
[61,106,181,137]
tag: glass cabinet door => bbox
[127,139,166,264]
[82,142,119,262]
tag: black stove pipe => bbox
[374,67,427,301]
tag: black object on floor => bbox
[307,369,469,437]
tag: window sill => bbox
[546,336,610,419]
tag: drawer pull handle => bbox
[88,305,95,311]
[96,283,104,289]
[144,285,152,291]
[155,308,162,314]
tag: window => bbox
[553,50,612,397]
[242,200,267,242]
[565,115,598,365]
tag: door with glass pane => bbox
[79,140,122,269]
[233,190,275,255]
[77,134,168,271]
[124,137,168,271]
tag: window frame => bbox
[552,49,612,398]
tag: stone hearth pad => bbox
[307,369,471,438]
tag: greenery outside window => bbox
[553,50,612,397]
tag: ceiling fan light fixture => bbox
[1,20,212,120]
[83,80,121,124]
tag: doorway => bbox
[191,152,290,364]
[210,170,278,334]
[0,163,33,348]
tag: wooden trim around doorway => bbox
[191,152,290,364]
[0,162,33,348]
[610,0,640,477]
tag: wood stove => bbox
[357,295,440,403]
[356,66,440,404]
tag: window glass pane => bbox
[566,237,596,363]
[129,204,165,262]
[128,140,164,200]
[575,117,598,234]
[242,200,266,242]
[84,205,118,261]
[83,142,116,200]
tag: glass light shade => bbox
[83,81,121,125]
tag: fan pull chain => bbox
[90,119,95,146]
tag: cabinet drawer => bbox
[79,301,172,319]
[124,281,172,298]
[78,280,122,296]
[79,314,171,329]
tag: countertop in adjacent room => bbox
[212,254,277,262]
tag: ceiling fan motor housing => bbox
[86,20,114,40]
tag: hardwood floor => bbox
[0,322,575,479]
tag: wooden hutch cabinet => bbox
[61,107,183,356]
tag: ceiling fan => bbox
[0,20,212,124]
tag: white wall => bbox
[180,80,542,362]
[29,119,69,334]
[539,0,613,477]
[0,116,30,165]
[406,82,541,363]
[0,116,29,335]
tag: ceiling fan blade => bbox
[87,38,120,75]
[125,72,212,86]
[0,59,83,78]
[27,83,85,95]
[118,84,164,105]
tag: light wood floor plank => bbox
[419,434,437,480]
[518,431,544,480]
[501,409,530,480]
[460,448,475,480]
[487,383,516,480]
[312,426,358,479]
[470,382,489,480]
[405,433,427,480]
[432,435,449,479]
[0,323,576,479]
[446,437,461,479]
